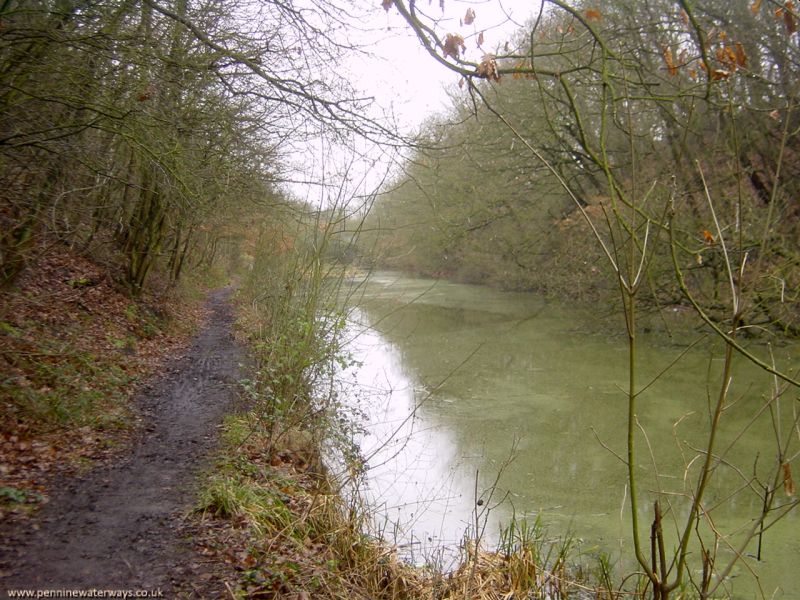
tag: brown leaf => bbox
[662,46,678,76]
[477,31,484,47]
[784,1,797,33]
[735,42,747,67]
[476,54,500,82]
[783,462,796,496]
[464,7,476,25]
[680,9,689,25]
[443,33,466,59]
[751,0,763,13]
[710,69,730,80]
[381,0,392,11]
[585,8,602,21]
[702,230,715,245]
[717,45,738,70]
[726,46,737,64]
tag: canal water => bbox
[334,271,799,597]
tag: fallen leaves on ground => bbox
[0,243,207,518]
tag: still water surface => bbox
[335,272,799,597]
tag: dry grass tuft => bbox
[192,413,608,599]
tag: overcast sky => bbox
[357,0,540,131]
[284,0,541,206]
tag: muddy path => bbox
[1,288,244,597]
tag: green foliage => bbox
[0,485,43,505]
[0,486,45,517]
[0,321,21,336]
[197,474,294,535]
[123,304,161,339]
[68,278,93,289]
[235,201,362,466]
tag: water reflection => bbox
[337,309,499,566]
[337,272,799,596]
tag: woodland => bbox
[0,0,394,296]
[360,0,800,339]
[1,0,800,599]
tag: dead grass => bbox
[190,411,612,600]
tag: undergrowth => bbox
[0,248,202,433]
[195,412,421,599]
[194,392,628,599]
[0,244,208,514]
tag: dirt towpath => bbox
[1,288,244,597]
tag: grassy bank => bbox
[191,381,620,599]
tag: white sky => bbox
[356,0,540,132]
[283,0,541,206]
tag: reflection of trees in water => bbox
[351,277,800,592]
[339,315,480,556]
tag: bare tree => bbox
[380,1,800,597]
